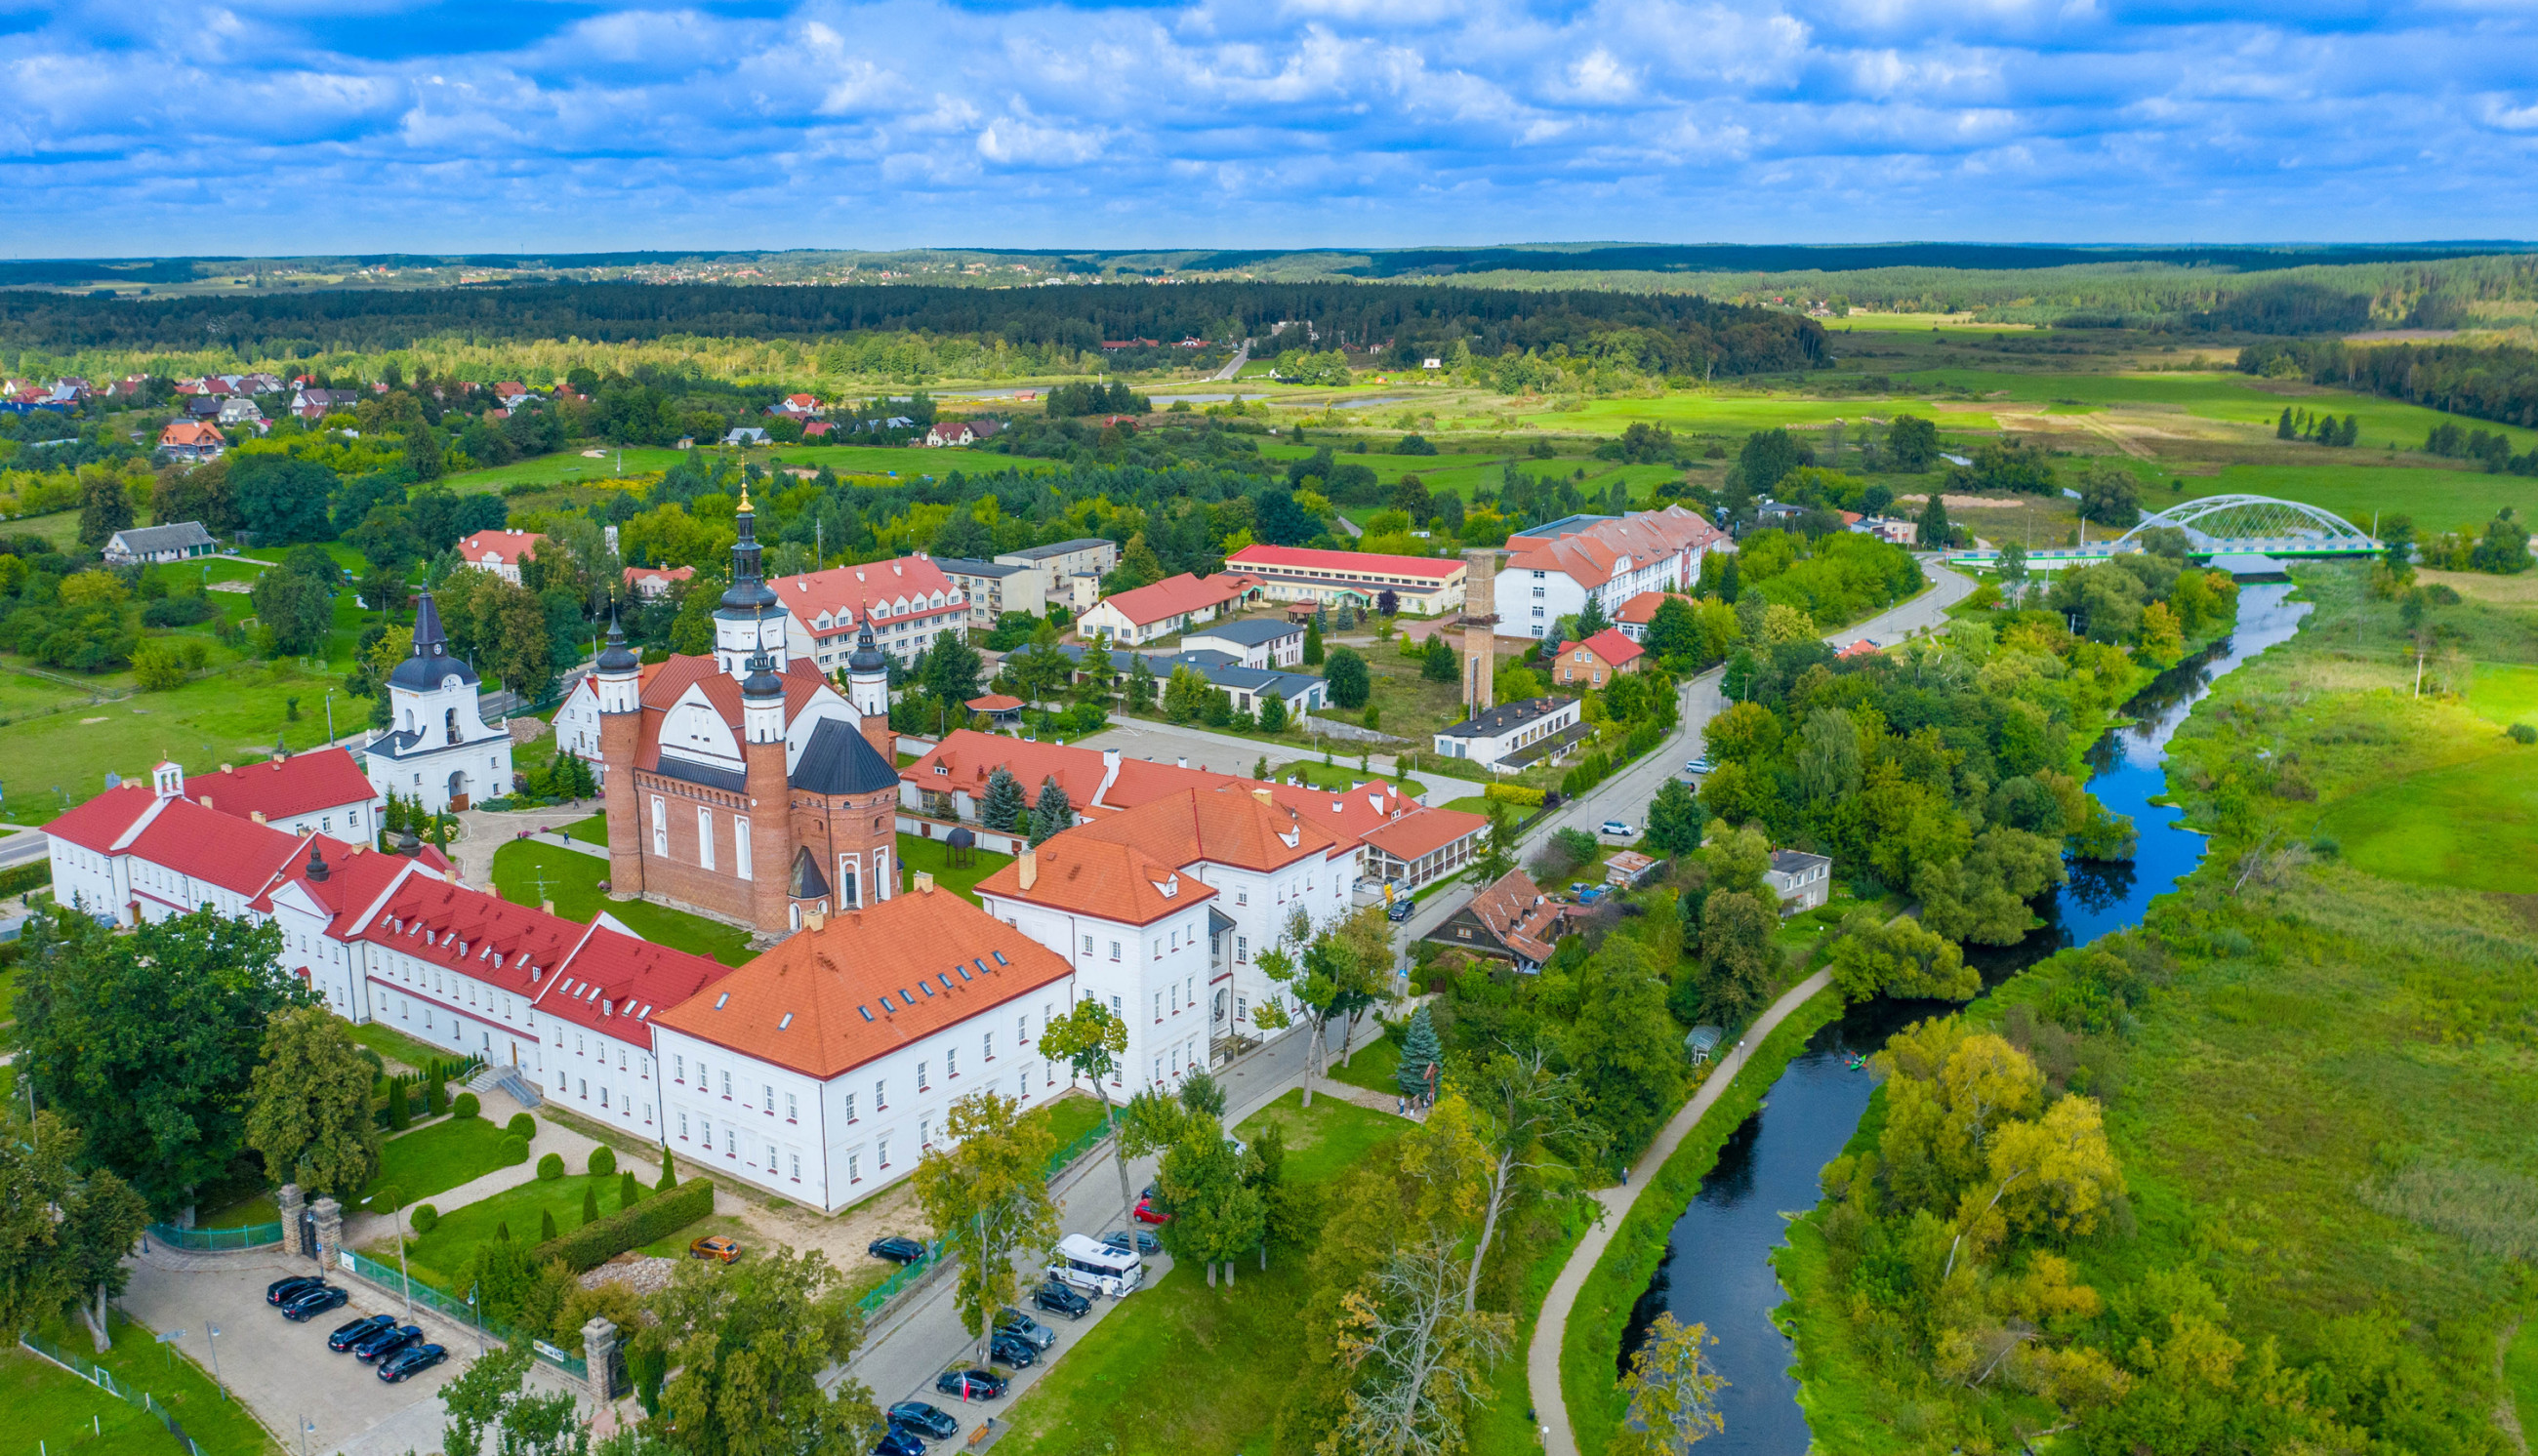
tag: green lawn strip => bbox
[1024,1089,1108,1152]
[198,1193,281,1231]
[560,812,609,845]
[2509,1321,2538,1442]
[2177,460,2534,535]
[366,1116,520,1206]
[19,1310,282,1456]
[489,840,754,965]
[1443,793,1492,816]
[1318,1035,1403,1100]
[2315,744,2538,894]
[895,830,1012,907]
[346,1020,454,1073]
[993,1091,1409,1456]
[395,1171,698,1291]
[1560,986,1845,1456]
[2467,662,2538,728]
[0,1341,172,1456]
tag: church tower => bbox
[740,624,793,934]
[594,609,645,900]
[367,587,513,814]
[848,619,893,764]
[714,487,789,678]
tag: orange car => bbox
[689,1234,743,1264]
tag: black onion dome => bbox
[595,609,639,673]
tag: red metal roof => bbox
[1227,545,1463,581]
[1090,572,1261,628]
[185,749,377,824]
[455,529,544,566]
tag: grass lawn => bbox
[489,839,755,965]
[1320,1034,1404,1100]
[640,1210,750,1260]
[348,1019,459,1073]
[1025,1089,1108,1153]
[1269,757,1396,791]
[198,1192,280,1230]
[441,442,1017,496]
[14,1311,280,1456]
[1443,793,1493,816]
[994,1090,1409,1456]
[366,1115,523,1206]
[2176,460,2534,535]
[2316,746,2538,894]
[2466,662,2538,729]
[895,830,1011,907]
[0,656,369,815]
[560,812,609,845]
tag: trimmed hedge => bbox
[1484,783,1545,807]
[532,1177,715,1274]
[588,1145,616,1178]
[536,1153,564,1181]
[506,1112,535,1140]
[0,862,53,899]
[410,1203,440,1234]
[498,1135,530,1166]
[452,1092,480,1119]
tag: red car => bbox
[1132,1194,1170,1225]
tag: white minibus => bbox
[1049,1234,1143,1298]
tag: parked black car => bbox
[352,1323,424,1363]
[281,1284,348,1321]
[1387,898,1414,922]
[871,1425,925,1456]
[988,1331,1038,1368]
[868,1235,928,1265]
[1101,1229,1160,1256]
[1034,1281,1090,1320]
[266,1275,327,1307]
[888,1402,960,1440]
[994,1309,1057,1351]
[378,1343,447,1383]
[328,1314,397,1352]
[934,1367,1008,1401]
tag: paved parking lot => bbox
[118,1244,583,1456]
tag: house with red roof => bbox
[453,528,545,584]
[156,420,226,462]
[624,564,696,600]
[1496,506,1730,640]
[184,748,384,839]
[1224,545,1467,616]
[770,555,966,672]
[1552,627,1645,689]
[1078,572,1263,646]
[1614,589,1694,643]
[767,393,823,419]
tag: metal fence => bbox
[852,1121,1116,1318]
[338,1248,588,1380]
[145,1222,283,1252]
[18,1331,203,1456]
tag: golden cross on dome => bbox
[738,484,753,512]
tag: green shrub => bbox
[618,1171,640,1210]
[0,862,53,899]
[581,1186,600,1226]
[452,1092,480,1119]
[507,1112,535,1140]
[1484,783,1546,807]
[387,1079,411,1131]
[588,1145,617,1178]
[410,1203,440,1234]
[541,1209,558,1241]
[532,1178,716,1274]
[2510,723,2536,745]
[499,1134,530,1166]
[537,1153,565,1181]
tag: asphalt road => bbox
[1208,341,1251,383]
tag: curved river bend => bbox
[1617,583,2312,1453]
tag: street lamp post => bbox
[205,1321,225,1398]
[361,1194,414,1319]
[324,690,336,746]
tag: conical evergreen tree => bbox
[1030,776,1073,846]
[1396,1004,1443,1103]
[387,1078,410,1131]
[619,1170,640,1209]
[658,1145,677,1193]
[980,767,1028,831]
[541,1208,559,1241]
[581,1186,600,1226]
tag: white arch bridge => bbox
[1947,493,2381,574]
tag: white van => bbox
[1049,1234,1143,1298]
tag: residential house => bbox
[156,421,226,462]
[1766,850,1833,914]
[1178,618,1307,669]
[102,521,219,565]
[1078,572,1263,647]
[1426,869,1570,973]
[453,529,545,585]
[624,565,696,600]
[1223,545,1466,615]
[924,419,1003,448]
[1614,590,1692,644]
[993,538,1119,598]
[216,397,266,430]
[1552,627,1644,689]
[1495,506,1731,639]
[185,749,384,840]
[1604,851,1662,889]
[1431,696,1584,770]
[724,427,770,447]
[768,393,824,419]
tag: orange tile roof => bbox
[1559,627,1646,668]
[975,836,1213,926]
[771,557,962,642]
[647,888,1073,1077]
[455,529,545,566]
[1226,545,1463,581]
[905,731,1126,815]
[1616,590,1691,627]
[185,748,376,823]
[1503,507,1727,589]
[1069,784,1337,873]
[1359,805,1490,862]
[1091,572,1261,628]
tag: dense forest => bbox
[0,282,1827,378]
[2239,337,2538,431]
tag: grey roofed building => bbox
[1054,643,1327,713]
[933,557,1034,580]
[1001,537,1114,562]
[789,717,902,795]
[1182,618,1299,647]
[1766,849,1833,914]
[102,520,218,564]
[1522,513,1622,541]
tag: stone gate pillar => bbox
[277,1184,307,1258]
[582,1316,621,1403]
[311,1196,344,1272]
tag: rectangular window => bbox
[763,1084,774,1112]
[849,1151,862,1182]
[720,1071,732,1098]
[918,1061,928,1091]
[984,1030,994,1061]
[1109,941,1122,961]
[786,1092,798,1121]
[735,816,752,879]
[946,1048,958,1078]
[696,807,716,870]
[651,796,668,856]
[678,1112,689,1138]
[790,1153,800,1181]
[1017,1013,1029,1046]
[1236,935,1249,963]
[724,1131,735,1155]
[1154,992,1164,1021]
[1082,935,1093,956]
[843,1092,857,1122]
[765,1143,775,1169]
[875,1077,886,1109]
[1237,994,1249,1020]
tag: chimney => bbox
[541,899,555,916]
[250,810,266,824]
[1176,756,1188,770]
[914,870,937,894]
[1252,787,1273,806]
[445,868,459,885]
[220,763,233,774]
[200,794,214,810]
[1017,845,1039,889]
[805,908,826,932]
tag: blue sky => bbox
[3,0,2533,256]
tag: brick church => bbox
[596,490,903,935]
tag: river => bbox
[1615,581,2313,1453]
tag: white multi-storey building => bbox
[1495,506,1731,639]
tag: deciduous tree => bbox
[640,1247,880,1456]
[1040,999,1137,1223]
[912,1091,1059,1359]
[1615,1313,1726,1456]
[245,1004,386,1197]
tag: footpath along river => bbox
[1614,581,2313,1453]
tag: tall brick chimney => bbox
[1458,548,1501,717]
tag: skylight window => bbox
[714,991,730,1010]
[921,982,936,997]
[972,958,990,977]
[778,1013,795,1031]
[991,950,1008,966]
[955,964,972,982]
[859,1005,875,1022]
[939,973,956,991]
